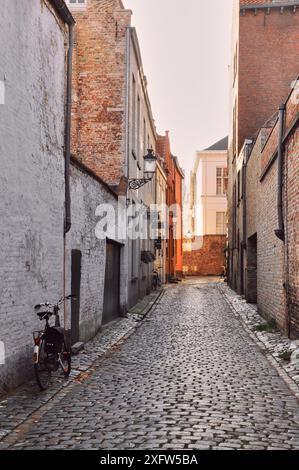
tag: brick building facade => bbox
[184,138,228,277]
[228,0,299,295]
[156,132,184,281]
[228,0,299,338]
[0,0,122,392]
[67,0,157,309]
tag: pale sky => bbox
[124,0,233,178]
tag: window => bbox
[233,43,238,87]
[137,95,141,161]
[233,181,237,247]
[237,170,242,203]
[143,119,146,155]
[216,212,226,235]
[232,100,237,160]
[67,0,86,8]
[216,167,228,196]
[132,75,137,156]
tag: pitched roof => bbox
[204,136,228,152]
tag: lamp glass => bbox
[144,158,157,175]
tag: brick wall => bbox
[228,1,299,296]
[183,236,227,276]
[257,161,287,331]
[0,0,67,392]
[67,162,120,344]
[157,133,184,280]
[238,6,299,153]
[0,0,125,393]
[71,0,131,189]
[285,126,299,337]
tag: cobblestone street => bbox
[2,279,299,450]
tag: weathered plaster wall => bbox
[0,0,66,392]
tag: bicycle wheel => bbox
[59,342,71,377]
[34,340,51,391]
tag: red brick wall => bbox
[71,0,131,188]
[252,84,299,336]
[257,160,287,332]
[285,126,299,337]
[238,7,299,153]
[183,235,227,276]
[261,89,299,173]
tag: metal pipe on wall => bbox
[274,104,286,242]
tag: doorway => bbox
[247,233,257,304]
[71,250,82,345]
[102,240,121,325]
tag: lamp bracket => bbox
[129,178,151,190]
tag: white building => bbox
[192,137,228,237]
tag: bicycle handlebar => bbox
[34,295,76,311]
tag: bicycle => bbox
[33,295,74,390]
[152,270,162,290]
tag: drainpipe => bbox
[241,139,252,297]
[63,20,75,331]
[274,104,286,242]
[123,27,131,311]
[64,24,74,235]
[49,1,75,333]
[49,0,74,233]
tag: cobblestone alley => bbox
[1,279,299,450]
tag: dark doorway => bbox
[71,250,82,345]
[247,233,257,304]
[103,241,121,325]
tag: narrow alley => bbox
[1,279,299,450]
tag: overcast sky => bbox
[124,0,234,177]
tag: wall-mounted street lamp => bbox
[186,230,193,239]
[129,149,157,190]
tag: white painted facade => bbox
[0,0,120,392]
[193,144,228,237]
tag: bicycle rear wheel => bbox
[34,340,51,390]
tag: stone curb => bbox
[0,288,164,449]
[218,283,299,402]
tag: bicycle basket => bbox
[44,327,64,354]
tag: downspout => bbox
[124,27,131,185]
[124,27,131,309]
[49,0,75,333]
[241,140,252,296]
[241,148,247,296]
[63,22,75,330]
[64,23,74,235]
[274,104,286,242]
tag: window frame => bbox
[216,167,228,196]
[66,0,87,9]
